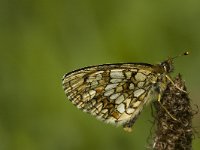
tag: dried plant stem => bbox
[152,74,193,150]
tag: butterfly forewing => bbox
[62,63,159,126]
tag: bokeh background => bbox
[0,0,200,150]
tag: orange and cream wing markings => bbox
[62,63,161,128]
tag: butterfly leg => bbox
[157,93,178,121]
[165,75,187,93]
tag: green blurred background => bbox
[0,0,200,150]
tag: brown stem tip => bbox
[152,74,193,150]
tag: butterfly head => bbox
[160,58,174,73]
[157,51,189,73]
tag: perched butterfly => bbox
[62,52,188,132]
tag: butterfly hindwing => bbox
[62,63,158,126]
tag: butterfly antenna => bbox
[171,51,189,60]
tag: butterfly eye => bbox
[161,60,174,73]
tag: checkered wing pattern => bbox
[62,63,158,126]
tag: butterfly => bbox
[62,52,188,132]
